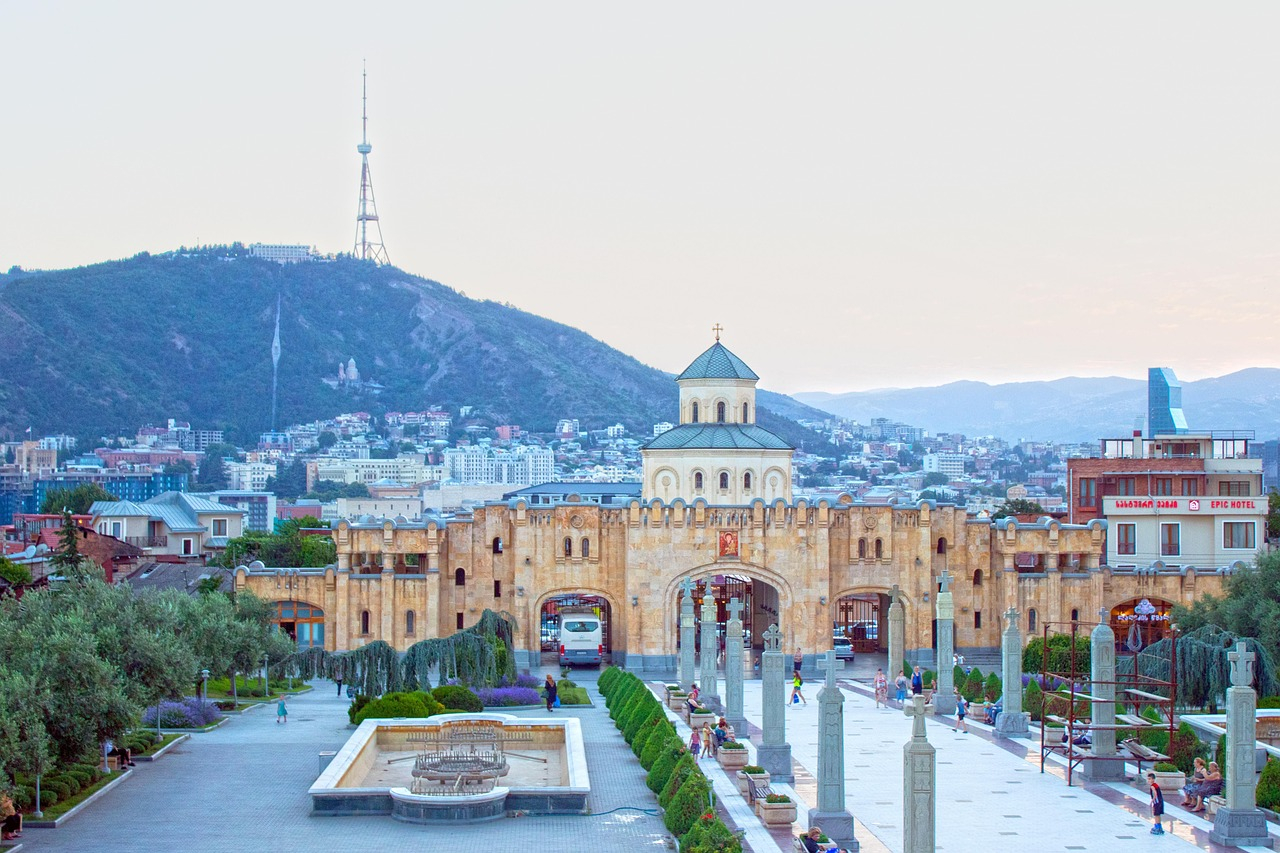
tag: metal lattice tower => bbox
[354,63,389,264]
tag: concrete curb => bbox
[162,717,229,733]
[136,733,190,762]
[24,768,135,828]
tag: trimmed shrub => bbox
[432,685,483,713]
[647,741,686,795]
[559,685,590,705]
[599,666,621,694]
[984,672,1002,703]
[640,727,679,771]
[352,691,445,725]
[12,786,33,810]
[42,778,71,799]
[38,789,59,808]
[660,753,698,808]
[1217,732,1228,777]
[922,670,935,689]
[1169,721,1201,775]
[682,812,742,853]
[632,715,663,758]
[348,693,374,724]
[1024,677,1044,721]
[952,666,967,692]
[1258,759,1280,810]
[665,772,712,836]
[625,702,662,743]
[963,668,985,703]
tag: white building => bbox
[224,461,278,492]
[653,422,674,437]
[249,243,315,263]
[441,445,554,486]
[923,452,967,478]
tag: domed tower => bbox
[642,332,793,505]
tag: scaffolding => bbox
[1037,619,1178,786]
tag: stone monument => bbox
[994,606,1029,738]
[1084,611,1124,781]
[888,584,905,687]
[1210,641,1274,848]
[678,578,696,689]
[810,650,858,851]
[724,597,748,739]
[903,693,936,853]
[699,594,722,713]
[932,571,957,716]
[756,624,793,782]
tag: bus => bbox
[558,609,603,667]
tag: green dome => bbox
[677,342,758,381]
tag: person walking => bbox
[336,676,344,697]
[873,668,888,708]
[276,697,288,724]
[955,689,968,733]
[793,647,804,676]
[895,671,908,704]
[911,665,924,696]
[790,671,807,706]
[1147,772,1166,835]
[544,675,558,712]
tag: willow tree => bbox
[1124,625,1279,710]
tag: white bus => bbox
[558,610,603,667]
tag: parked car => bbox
[833,636,855,660]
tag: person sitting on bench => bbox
[106,738,136,768]
[2,793,22,840]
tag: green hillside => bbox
[0,250,831,450]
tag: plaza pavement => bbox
[17,676,670,853]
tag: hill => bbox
[0,250,831,450]
[796,370,1280,442]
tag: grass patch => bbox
[37,769,125,820]
[133,732,183,756]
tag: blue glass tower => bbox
[1148,367,1189,437]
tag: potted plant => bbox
[737,764,769,796]
[668,691,688,711]
[1152,762,1186,796]
[755,792,797,826]
[689,708,717,729]
[717,740,748,770]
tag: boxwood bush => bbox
[681,812,743,853]
[665,772,712,836]
[432,685,483,713]
[660,753,698,808]
[647,741,686,794]
[352,691,446,725]
[1258,758,1280,811]
[632,715,663,758]
[640,729,679,771]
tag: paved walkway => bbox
[18,676,668,853]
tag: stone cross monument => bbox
[724,598,748,739]
[1211,641,1274,848]
[932,571,957,715]
[888,584,905,684]
[994,606,1029,738]
[1085,610,1124,781]
[699,593,722,713]
[679,578,696,689]
[810,650,858,851]
[903,693,936,853]
[756,624,793,782]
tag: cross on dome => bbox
[712,323,723,341]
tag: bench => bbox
[1122,738,1170,774]
[1124,688,1170,702]
[747,776,773,804]
[1116,714,1160,727]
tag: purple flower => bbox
[474,686,541,706]
[142,697,224,728]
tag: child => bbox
[1147,772,1165,835]
[701,723,715,759]
[874,669,888,709]
[690,726,702,759]
[954,689,968,733]
[277,697,288,724]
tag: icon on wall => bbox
[718,530,738,558]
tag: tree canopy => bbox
[219,517,335,568]
[993,498,1046,519]
[39,482,118,514]
[1173,550,1280,669]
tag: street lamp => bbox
[262,653,270,698]
[200,668,210,702]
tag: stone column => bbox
[888,584,905,678]
[810,650,858,850]
[679,578,696,689]
[756,625,793,782]
[1211,641,1274,848]
[995,606,1029,738]
[699,594,722,713]
[1084,613,1124,781]
[724,598,748,739]
[903,693,936,853]
[932,571,957,715]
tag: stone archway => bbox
[659,562,797,664]
[530,587,623,667]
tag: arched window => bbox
[874,538,884,559]
[858,538,867,558]
[492,536,502,554]
[454,567,466,586]
[691,402,699,423]
[581,538,590,559]
[360,610,370,635]
[1071,608,1080,623]
[1028,608,1038,634]
[972,569,982,587]
[405,610,416,635]
[742,402,749,422]
[563,536,573,557]
[719,472,729,490]
[743,472,752,490]
[717,402,726,423]
[937,538,947,555]
[694,472,704,490]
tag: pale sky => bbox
[3,3,1277,395]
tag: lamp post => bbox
[262,653,270,698]
[200,668,210,703]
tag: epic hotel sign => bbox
[1104,497,1263,513]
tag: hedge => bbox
[632,715,663,758]
[665,772,712,836]
[660,752,698,808]
[647,741,686,795]
[1258,758,1280,811]
[432,685,483,713]
[641,728,680,771]
[681,811,743,853]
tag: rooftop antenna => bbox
[354,61,390,264]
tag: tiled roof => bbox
[677,342,758,381]
[643,424,791,451]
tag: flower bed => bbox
[141,698,223,729]
[474,686,541,707]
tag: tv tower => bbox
[354,63,390,264]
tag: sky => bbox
[3,3,1278,395]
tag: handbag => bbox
[553,695,561,708]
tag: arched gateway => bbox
[236,335,1199,673]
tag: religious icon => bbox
[718,530,738,558]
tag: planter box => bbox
[755,799,797,826]
[737,770,770,797]
[690,711,716,730]
[1153,770,1186,795]
[668,694,688,711]
[717,747,749,771]
[1206,795,1226,818]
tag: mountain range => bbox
[0,250,830,450]
[796,369,1280,443]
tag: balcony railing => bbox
[124,535,168,548]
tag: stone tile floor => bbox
[18,673,669,853]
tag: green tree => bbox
[317,431,338,450]
[922,472,949,487]
[993,498,1046,519]
[1173,551,1280,667]
[0,556,32,586]
[166,458,194,474]
[264,459,308,500]
[1268,489,1280,541]
[220,518,334,569]
[39,482,118,514]
[52,510,84,569]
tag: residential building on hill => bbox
[89,492,246,559]
[208,490,278,533]
[34,470,188,509]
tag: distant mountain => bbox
[795,370,1280,443]
[0,250,832,450]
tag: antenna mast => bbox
[354,62,390,264]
